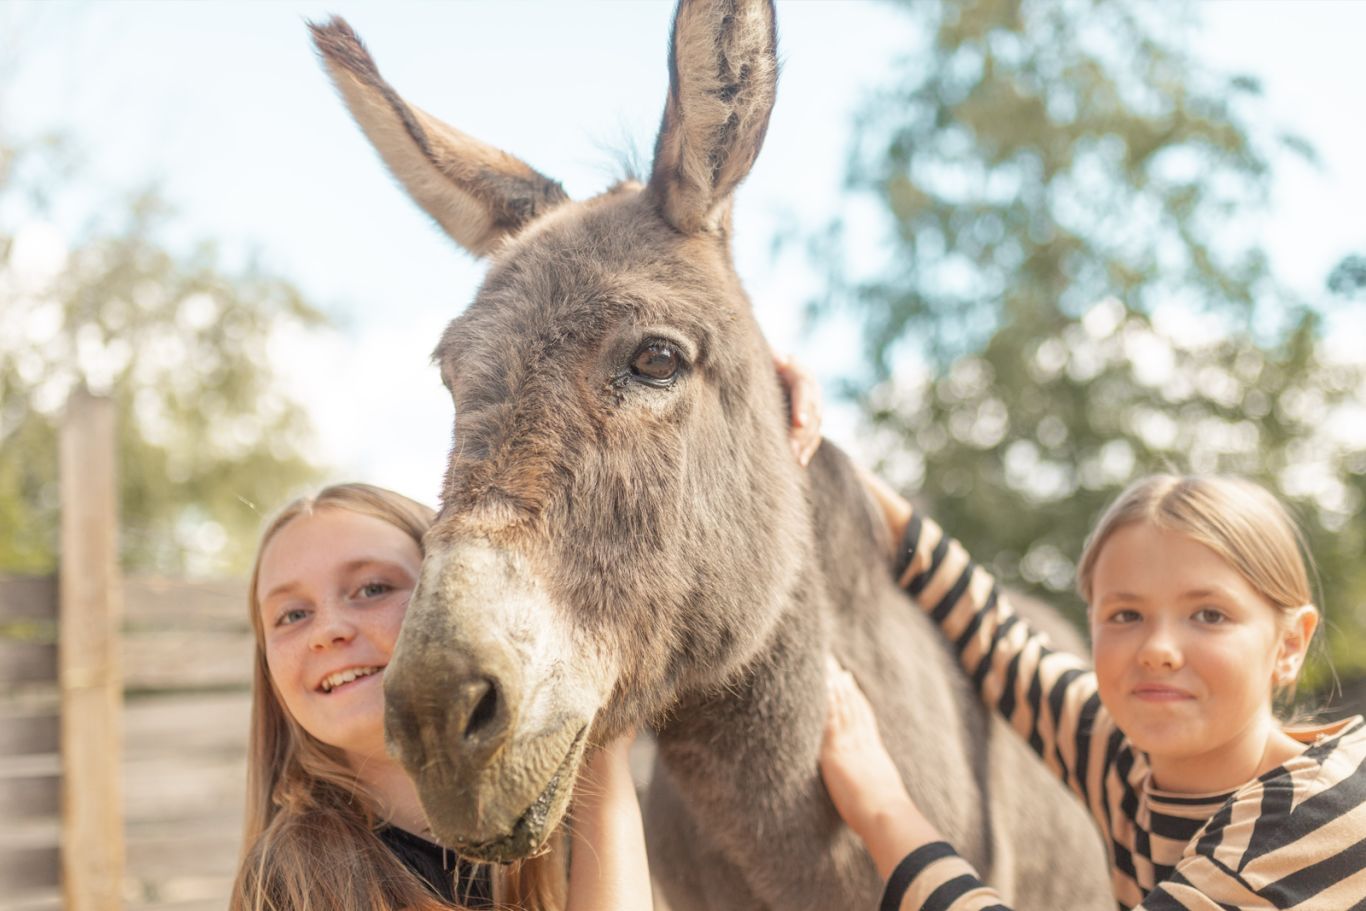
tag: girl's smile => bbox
[1130,683,1193,702]
[317,664,385,694]
[255,507,421,764]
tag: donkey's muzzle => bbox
[381,538,599,857]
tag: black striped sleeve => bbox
[882,842,1013,911]
[894,509,1107,804]
[1071,691,1102,804]
[894,511,925,584]
[882,843,956,911]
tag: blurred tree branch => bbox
[0,131,328,575]
[814,0,1366,691]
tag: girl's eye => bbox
[1108,609,1141,624]
[357,581,393,599]
[1194,607,1227,624]
[276,607,309,627]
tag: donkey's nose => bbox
[454,674,508,747]
[384,649,521,775]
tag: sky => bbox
[4,0,1364,516]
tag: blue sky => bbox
[5,0,1364,511]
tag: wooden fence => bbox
[0,576,252,911]
[0,391,253,910]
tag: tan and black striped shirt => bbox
[883,508,1366,911]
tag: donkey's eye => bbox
[629,342,682,386]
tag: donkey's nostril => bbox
[461,677,502,743]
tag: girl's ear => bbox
[1275,604,1320,685]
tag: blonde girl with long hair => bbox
[229,483,649,911]
[822,473,1366,909]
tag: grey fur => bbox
[312,1,1111,908]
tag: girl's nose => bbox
[1138,625,1182,671]
[308,600,357,650]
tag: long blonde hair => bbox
[230,483,566,911]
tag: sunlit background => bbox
[3,0,1364,667]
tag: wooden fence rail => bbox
[0,575,252,911]
[59,388,124,911]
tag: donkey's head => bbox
[313,0,802,860]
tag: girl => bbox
[228,482,650,910]
[821,473,1366,910]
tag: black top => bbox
[377,826,494,908]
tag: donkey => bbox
[310,3,1110,909]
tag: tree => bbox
[0,134,327,575]
[1328,254,1366,300]
[820,0,1366,689]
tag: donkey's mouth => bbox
[451,725,588,863]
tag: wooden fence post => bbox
[58,388,125,911]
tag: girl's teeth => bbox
[323,667,379,692]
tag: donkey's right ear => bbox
[309,17,568,258]
[648,0,778,236]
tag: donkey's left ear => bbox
[310,17,569,258]
[648,0,778,236]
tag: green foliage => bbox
[1328,254,1366,300]
[823,0,1366,692]
[0,134,328,575]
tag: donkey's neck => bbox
[651,575,831,874]
[655,568,827,763]
[653,447,856,800]
[648,448,882,904]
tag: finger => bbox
[771,353,803,418]
[844,675,880,730]
[824,683,850,735]
[781,355,810,427]
[826,666,866,715]
[797,425,821,467]
[780,358,822,466]
[792,389,810,429]
[828,668,863,725]
[824,664,850,716]
[796,373,819,429]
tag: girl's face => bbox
[1089,522,1305,788]
[256,508,421,764]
